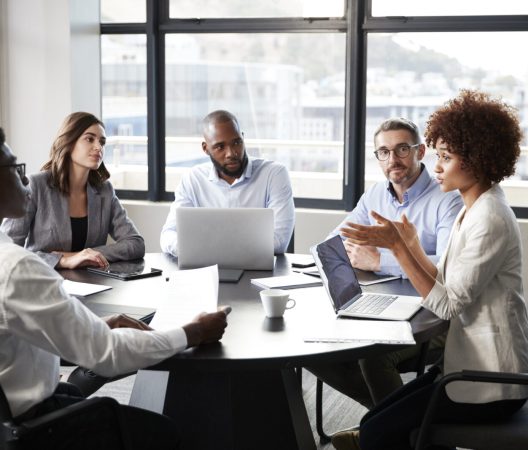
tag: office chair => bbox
[316,341,444,443]
[0,383,131,450]
[411,370,528,450]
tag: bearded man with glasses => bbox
[308,118,463,417]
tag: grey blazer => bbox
[0,171,145,267]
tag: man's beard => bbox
[210,152,248,179]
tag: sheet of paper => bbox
[149,265,219,331]
[304,319,415,345]
[62,279,112,297]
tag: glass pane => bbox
[366,32,528,207]
[164,33,346,200]
[372,0,528,16]
[169,0,345,18]
[101,35,148,190]
[101,0,146,23]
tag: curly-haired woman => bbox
[332,90,528,450]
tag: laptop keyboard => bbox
[345,294,398,315]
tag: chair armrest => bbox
[458,370,528,385]
[414,370,528,450]
[2,396,128,450]
[16,397,120,434]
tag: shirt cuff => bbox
[422,279,448,319]
[161,327,188,352]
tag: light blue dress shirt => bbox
[160,158,295,255]
[328,165,463,278]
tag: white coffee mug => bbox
[259,289,296,318]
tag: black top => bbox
[70,216,87,252]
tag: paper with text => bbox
[304,319,415,344]
[149,265,219,331]
[62,279,112,297]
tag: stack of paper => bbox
[304,319,415,345]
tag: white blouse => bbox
[423,184,528,403]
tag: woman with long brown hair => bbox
[1,112,144,268]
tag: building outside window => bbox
[100,0,528,212]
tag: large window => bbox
[101,0,528,213]
[101,34,148,190]
[366,32,528,206]
[163,33,346,199]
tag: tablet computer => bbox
[86,259,162,281]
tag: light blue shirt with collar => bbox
[328,164,463,278]
[160,157,295,255]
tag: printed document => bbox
[149,265,219,331]
[304,319,415,344]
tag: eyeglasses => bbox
[374,144,420,161]
[0,163,26,178]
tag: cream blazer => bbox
[0,171,145,267]
[423,184,528,403]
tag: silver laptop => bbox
[310,236,421,320]
[176,207,274,270]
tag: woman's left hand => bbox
[340,211,406,250]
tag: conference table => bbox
[60,253,448,450]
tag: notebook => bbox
[176,207,274,270]
[310,236,422,320]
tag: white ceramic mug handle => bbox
[285,298,296,310]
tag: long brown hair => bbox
[41,112,110,194]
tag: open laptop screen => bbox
[315,236,362,311]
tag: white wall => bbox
[122,201,348,255]
[1,0,100,174]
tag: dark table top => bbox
[60,253,448,371]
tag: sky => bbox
[393,32,528,79]
[371,0,528,79]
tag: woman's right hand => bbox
[55,248,109,269]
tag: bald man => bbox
[160,110,295,255]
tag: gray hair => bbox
[373,117,422,145]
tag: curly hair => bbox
[425,90,522,183]
[41,112,110,194]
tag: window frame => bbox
[100,0,528,218]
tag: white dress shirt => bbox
[423,185,528,403]
[0,231,187,417]
[160,158,295,255]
